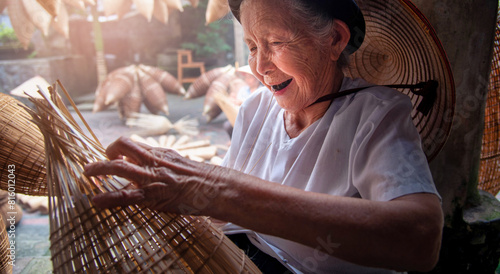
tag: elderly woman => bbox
[84,0,443,273]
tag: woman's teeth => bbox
[272,79,292,91]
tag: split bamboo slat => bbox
[26,82,260,273]
[478,8,500,196]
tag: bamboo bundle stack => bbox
[213,91,240,127]
[184,65,233,99]
[102,0,127,16]
[93,64,183,119]
[5,0,73,49]
[139,64,186,96]
[153,0,169,24]
[27,82,260,273]
[102,0,132,19]
[183,65,243,123]
[164,0,183,12]
[6,0,36,49]
[118,74,143,120]
[0,93,47,196]
[137,68,170,115]
[206,0,230,25]
[203,70,237,122]
[132,0,154,22]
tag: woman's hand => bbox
[83,137,222,215]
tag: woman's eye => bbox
[246,44,257,52]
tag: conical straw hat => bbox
[0,93,47,196]
[346,0,456,162]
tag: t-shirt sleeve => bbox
[351,91,440,201]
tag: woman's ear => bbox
[330,20,351,61]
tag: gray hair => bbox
[285,0,350,69]
[232,0,350,69]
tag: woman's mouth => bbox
[271,79,293,91]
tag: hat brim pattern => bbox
[346,0,456,162]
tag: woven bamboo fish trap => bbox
[0,93,47,196]
[27,82,260,273]
[478,8,500,196]
[347,0,456,162]
[0,215,13,273]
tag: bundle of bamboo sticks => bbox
[26,82,260,273]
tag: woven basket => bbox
[0,93,47,196]
[28,83,260,273]
[478,8,500,196]
[0,214,13,273]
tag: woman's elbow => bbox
[408,209,444,272]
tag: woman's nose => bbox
[255,49,274,76]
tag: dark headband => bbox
[229,0,366,54]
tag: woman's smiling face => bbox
[240,0,338,113]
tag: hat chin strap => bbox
[309,80,438,116]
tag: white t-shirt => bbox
[221,77,440,274]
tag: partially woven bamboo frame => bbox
[478,8,500,196]
[0,214,13,273]
[27,82,260,273]
[0,93,47,196]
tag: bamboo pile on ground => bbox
[26,81,260,273]
[93,64,186,119]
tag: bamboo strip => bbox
[174,140,211,151]
[172,135,190,148]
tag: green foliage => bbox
[181,21,232,57]
[0,23,20,46]
[27,50,38,58]
[180,0,233,59]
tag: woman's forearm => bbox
[205,167,443,272]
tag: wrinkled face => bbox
[240,0,337,113]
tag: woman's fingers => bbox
[105,137,156,165]
[91,184,180,213]
[84,159,159,186]
[84,137,208,212]
[92,189,145,208]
